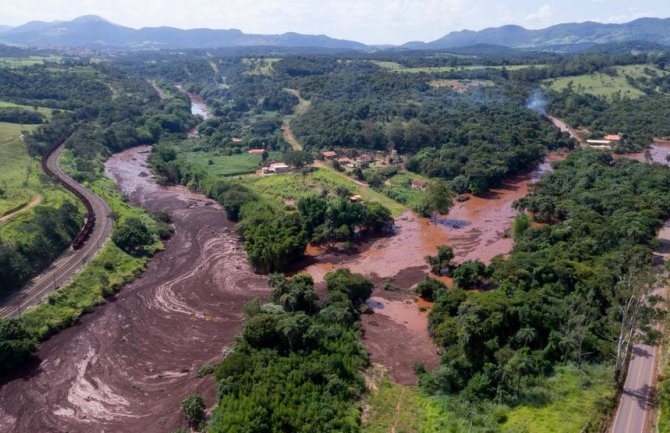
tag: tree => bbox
[283,151,314,169]
[452,260,489,289]
[415,277,447,301]
[611,266,664,384]
[0,318,37,373]
[325,268,373,306]
[269,273,318,314]
[111,217,152,254]
[511,214,532,241]
[425,245,455,275]
[181,394,206,429]
[420,180,452,222]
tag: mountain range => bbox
[1,15,670,51]
[0,15,366,50]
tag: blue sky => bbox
[1,0,669,44]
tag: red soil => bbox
[0,146,269,433]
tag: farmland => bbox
[371,60,547,73]
[544,64,669,99]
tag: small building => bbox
[269,162,290,173]
[411,179,428,191]
[586,139,612,148]
[248,149,265,155]
[322,151,337,159]
[231,136,243,143]
[604,134,622,142]
[261,167,271,174]
[349,195,363,203]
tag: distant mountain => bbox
[0,15,367,50]
[0,25,12,34]
[407,18,670,50]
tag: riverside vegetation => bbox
[2,45,670,433]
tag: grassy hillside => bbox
[239,167,407,217]
[544,64,669,100]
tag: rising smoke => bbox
[526,89,548,116]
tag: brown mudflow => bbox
[0,146,269,433]
[0,142,567,431]
[302,152,567,384]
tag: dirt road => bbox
[0,194,42,225]
[0,147,269,432]
[549,115,584,145]
[0,144,112,318]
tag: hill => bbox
[408,17,670,50]
[0,15,367,50]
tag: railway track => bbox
[0,137,112,318]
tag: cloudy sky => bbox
[1,0,669,45]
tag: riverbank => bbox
[0,147,269,432]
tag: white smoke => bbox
[526,89,548,116]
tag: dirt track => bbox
[0,147,269,433]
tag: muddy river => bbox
[0,147,269,433]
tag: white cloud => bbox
[525,4,555,23]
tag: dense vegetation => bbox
[207,270,371,433]
[150,146,393,273]
[424,150,670,405]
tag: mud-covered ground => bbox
[0,146,269,433]
[303,153,567,385]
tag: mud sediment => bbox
[0,146,269,433]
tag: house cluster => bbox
[322,150,375,168]
[586,133,622,149]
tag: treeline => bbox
[0,65,112,110]
[422,150,670,403]
[0,202,82,293]
[206,270,371,433]
[150,147,393,273]
[0,108,44,124]
[551,90,670,145]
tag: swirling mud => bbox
[0,146,269,433]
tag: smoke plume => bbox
[526,89,548,116]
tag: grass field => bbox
[544,64,669,99]
[0,121,70,223]
[0,100,55,118]
[242,57,280,75]
[363,364,614,433]
[0,55,61,67]
[181,150,282,177]
[240,167,407,216]
[371,60,547,74]
[379,171,430,211]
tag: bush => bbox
[181,394,206,429]
[415,277,447,301]
[111,217,153,255]
[325,268,373,306]
[452,260,489,289]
